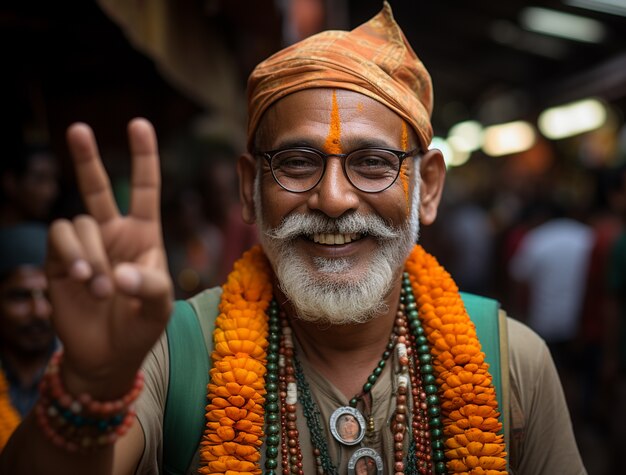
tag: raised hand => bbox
[46,118,173,398]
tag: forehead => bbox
[257,88,415,150]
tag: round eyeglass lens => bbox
[271,149,324,192]
[346,149,401,192]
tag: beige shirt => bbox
[135,295,586,475]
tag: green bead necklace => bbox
[348,335,396,409]
[261,271,447,474]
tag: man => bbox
[0,223,56,450]
[1,3,585,474]
[605,164,626,474]
[0,144,59,226]
[508,203,593,362]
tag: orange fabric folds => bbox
[247,1,433,152]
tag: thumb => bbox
[113,263,173,321]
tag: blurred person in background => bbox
[0,223,56,451]
[195,151,258,285]
[164,138,258,298]
[577,167,624,425]
[604,164,626,474]
[508,198,593,427]
[0,144,59,227]
[435,182,495,297]
[508,199,593,364]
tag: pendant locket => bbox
[347,447,384,475]
[329,406,366,446]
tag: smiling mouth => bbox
[309,232,363,245]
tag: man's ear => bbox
[418,148,446,225]
[237,153,257,224]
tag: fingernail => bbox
[90,274,113,298]
[70,260,91,280]
[114,264,141,294]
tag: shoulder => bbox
[504,316,560,439]
[505,316,551,382]
[502,315,587,473]
[506,317,547,351]
[187,287,223,316]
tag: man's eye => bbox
[274,152,320,174]
[350,154,396,173]
[278,157,317,168]
[359,157,390,167]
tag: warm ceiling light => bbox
[482,121,537,157]
[520,7,607,43]
[447,136,472,167]
[448,120,484,152]
[538,98,608,139]
[430,136,472,168]
[489,20,569,60]
[564,0,626,18]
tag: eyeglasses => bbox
[257,146,420,193]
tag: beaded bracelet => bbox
[35,351,144,452]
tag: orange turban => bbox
[247,1,433,152]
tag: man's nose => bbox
[30,290,51,319]
[307,157,360,218]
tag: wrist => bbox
[36,350,144,452]
[59,355,141,402]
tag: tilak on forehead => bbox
[247,1,433,153]
[323,90,342,154]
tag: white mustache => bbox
[265,213,400,241]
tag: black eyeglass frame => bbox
[256,146,421,194]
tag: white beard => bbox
[255,169,421,325]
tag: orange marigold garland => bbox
[405,245,507,474]
[199,246,273,475]
[200,244,507,474]
[0,368,21,451]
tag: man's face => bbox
[6,153,59,220]
[341,415,359,438]
[0,266,54,355]
[251,89,423,324]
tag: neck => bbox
[1,346,50,388]
[280,275,403,399]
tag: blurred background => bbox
[2,1,625,472]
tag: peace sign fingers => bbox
[67,123,120,223]
[127,118,161,222]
